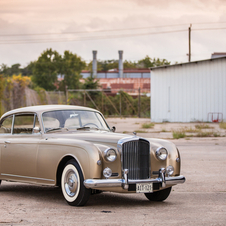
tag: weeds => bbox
[184,127,199,133]
[172,127,222,139]
[195,124,213,129]
[161,129,169,132]
[219,122,226,129]
[172,129,186,139]
[142,123,155,129]
[213,132,221,137]
[134,130,148,133]
[196,131,213,137]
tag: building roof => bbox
[81,68,150,73]
[150,56,226,71]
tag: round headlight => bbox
[166,165,174,176]
[103,167,112,178]
[104,148,117,162]
[156,147,168,160]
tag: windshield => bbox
[42,110,110,133]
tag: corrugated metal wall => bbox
[151,58,226,122]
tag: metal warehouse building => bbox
[151,57,226,122]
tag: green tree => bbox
[0,74,5,115]
[82,76,100,90]
[138,55,170,68]
[123,60,137,69]
[32,48,61,90]
[21,61,36,76]
[0,63,21,76]
[58,50,86,91]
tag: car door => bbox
[1,113,41,183]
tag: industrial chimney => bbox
[92,50,97,77]
[118,50,123,78]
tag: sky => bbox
[0,0,226,67]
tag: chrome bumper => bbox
[84,168,186,190]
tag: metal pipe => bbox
[92,50,97,77]
[118,50,123,78]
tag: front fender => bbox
[36,137,102,185]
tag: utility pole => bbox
[188,24,192,62]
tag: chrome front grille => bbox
[122,139,150,180]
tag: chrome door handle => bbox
[4,140,11,144]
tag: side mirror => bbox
[33,126,41,134]
[111,126,116,132]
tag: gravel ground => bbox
[0,118,226,226]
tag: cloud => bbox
[0,0,225,66]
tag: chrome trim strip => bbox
[84,179,125,188]
[1,173,55,182]
[84,175,186,189]
[11,114,15,135]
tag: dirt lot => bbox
[0,118,226,225]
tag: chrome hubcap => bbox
[64,170,78,197]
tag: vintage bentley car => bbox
[0,105,185,206]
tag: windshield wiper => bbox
[45,127,68,133]
[77,127,99,131]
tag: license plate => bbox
[136,183,153,193]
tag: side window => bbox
[13,114,34,134]
[0,116,13,134]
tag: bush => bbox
[172,129,186,139]
[142,123,155,129]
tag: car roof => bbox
[1,105,99,119]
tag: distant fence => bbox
[0,87,150,118]
[67,89,150,118]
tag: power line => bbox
[193,27,226,31]
[0,29,187,45]
[0,26,225,45]
[0,21,226,37]
[0,23,191,37]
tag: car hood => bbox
[46,130,131,145]
[45,130,173,149]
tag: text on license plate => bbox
[136,183,153,193]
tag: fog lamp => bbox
[103,167,112,178]
[166,165,174,176]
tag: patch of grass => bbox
[219,122,226,129]
[123,131,128,134]
[134,130,148,133]
[134,122,140,125]
[172,129,186,139]
[196,131,213,137]
[195,124,213,129]
[142,123,155,129]
[213,132,221,137]
[184,127,199,133]
[161,129,169,132]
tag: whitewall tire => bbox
[61,160,90,206]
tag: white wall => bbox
[151,58,226,122]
